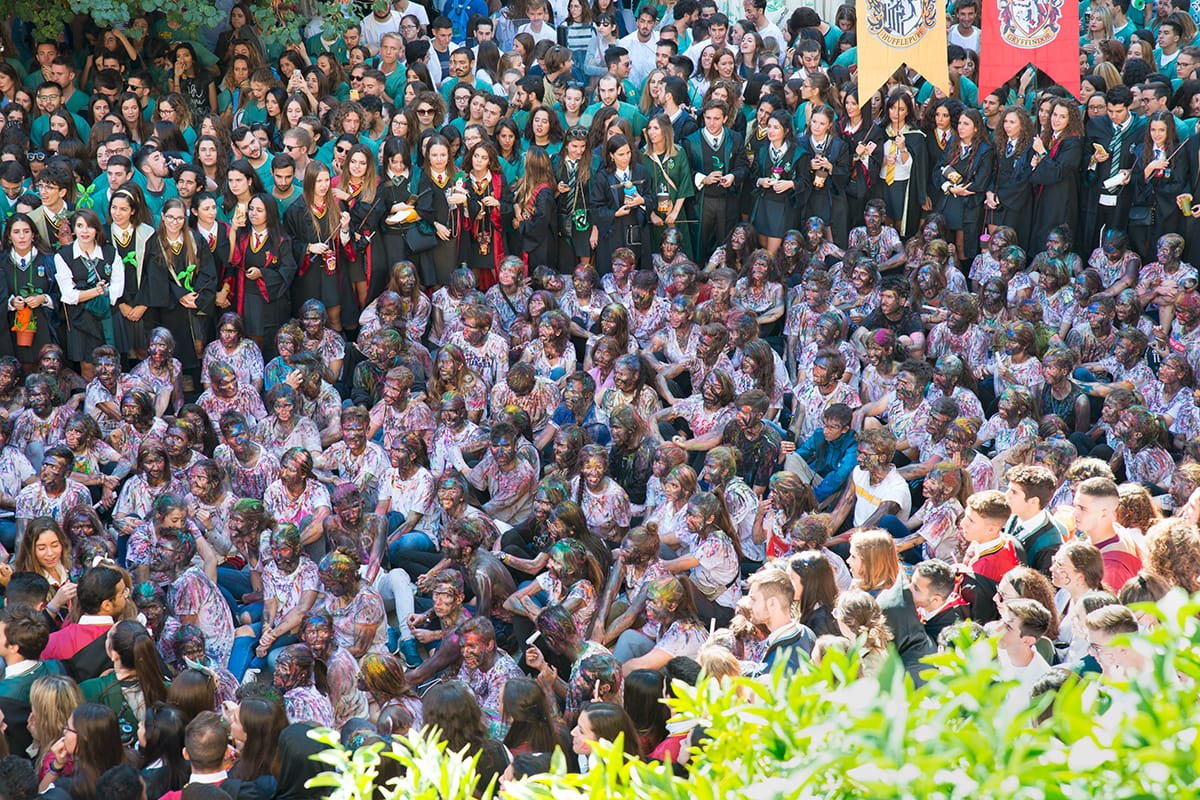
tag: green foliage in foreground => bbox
[305,590,1200,800]
[17,0,353,53]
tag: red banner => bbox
[978,0,1080,97]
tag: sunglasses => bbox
[27,151,46,162]
[416,107,435,115]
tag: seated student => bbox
[908,558,969,643]
[5,571,57,629]
[995,598,1053,709]
[94,765,146,800]
[959,490,1020,583]
[40,565,127,681]
[0,603,57,757]
[1085,603,1149,681]
[1003,465,1066,578]
[746,568,815,676]
[456,617,523,739]
[160,712,263,800]
[789,403,858,506]
[829,428,912,545]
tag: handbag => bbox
[404,221,440,254]
[570,177,590,231]
[1128,205,1154,226]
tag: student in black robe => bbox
[225,193,295,361]
[1030,98,1085,254]
[589,134,651,273]
[284,161,343,329]
[137,198,218,376]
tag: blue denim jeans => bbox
[387,530,436,565]
[227,623,299,680]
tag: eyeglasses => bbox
[36,93,60,100]
[63,725,76,734]
[163,214,186,222]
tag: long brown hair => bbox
[70,703,136,800]
[996,105,1034,156]
[1040,98,1086,143]
[301,161,338,241]
[14,517,72,580]
[337,143,378,204]
[109,620,169,706]
[228,697,287,780]
[516,146,555,209]
[155,198,199,269]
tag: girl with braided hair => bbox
[570,444,631,544]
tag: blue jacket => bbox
[795,429,858,503]
[762,623,816,676]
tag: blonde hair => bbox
[811,634,852,665]
[30,674,84,762]
[697,644,741,682]
[833,589,893,652]
[849,529,900,592]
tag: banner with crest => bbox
[979,0,1079,96]
[856,0,950,98]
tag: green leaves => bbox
[302,589,1200,800]
[22,0,291,49]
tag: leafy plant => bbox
[303,590,1200,800]
[14,0,349,54]
[12,306,36,333]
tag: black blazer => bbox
[588,163,652,236]
[992,144,1036,210]
[876,578,936,686]
[136,232,218,314]
[1131,140,1191,219]
[934,139,995,212]
[1084,113,1143,187]
[796,133,852,197]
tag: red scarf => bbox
[229,230,272,315]
[467,172,505,281]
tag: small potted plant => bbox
[11,305,35,347]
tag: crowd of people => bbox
[0,0,1194,796]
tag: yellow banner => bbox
[856,0,950,98]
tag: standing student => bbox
[589,134,651,273]
[138,198,218,380]
[226,194,296,361]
